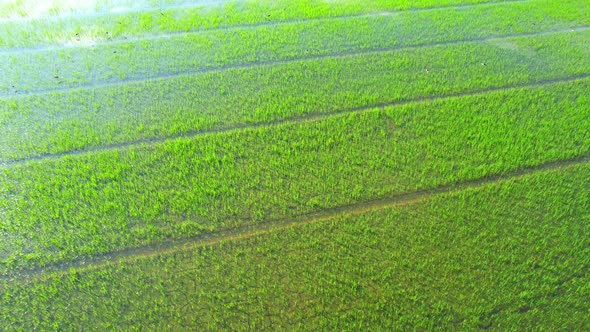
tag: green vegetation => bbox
[2,30,590,161]
[2,162,588,330]
[0,0,522,49]
[1,0,588,329]
[1,79,589,273]
[2,0,588,94]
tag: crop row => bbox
[0,0,522,50]
[1,161,588,329]
[2,30,590,162]
[1,78,589,274]
[2,0,587,94]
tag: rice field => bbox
[1,0,589,330]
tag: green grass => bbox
[2,0,588,94]
[1,78,588,274]
[1,161,588,330]
[2,29,590,161]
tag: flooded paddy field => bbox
[0,0,589,329]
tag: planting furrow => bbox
[1,79,589,275]
[2,151,588,286]
[1,73,589,168]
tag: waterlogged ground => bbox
[0,0,589,330]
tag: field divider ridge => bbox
[3,150,589,287]
[1,73,589,167]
